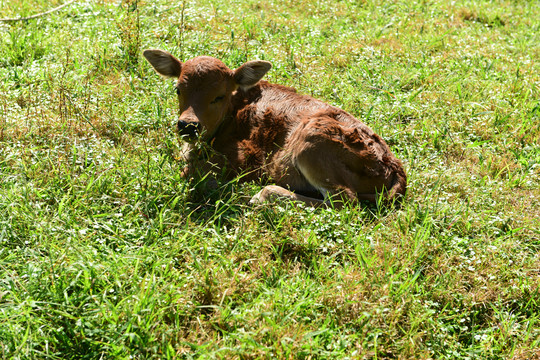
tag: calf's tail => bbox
[385,160,407,205]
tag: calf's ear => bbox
[143,49,182,78]
[234,60,272,90]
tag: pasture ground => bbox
[1,0,539,358]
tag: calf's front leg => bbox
[250,185,327,208]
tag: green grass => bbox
[1,0,539,358]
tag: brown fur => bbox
[142,50,407,206]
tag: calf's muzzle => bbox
[177,119,201,139]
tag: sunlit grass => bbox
[1,0,539,358]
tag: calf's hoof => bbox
[249,189,266,205]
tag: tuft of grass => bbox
[1,0,539,358]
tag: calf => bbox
[143,49,407,207]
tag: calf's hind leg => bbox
[287,116,397,205]
[249,115,402,207]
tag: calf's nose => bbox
[177,119,201,138]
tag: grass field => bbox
[1,0,539,358]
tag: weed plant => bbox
[0,0,539,358]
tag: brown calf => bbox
[143,49,407,207]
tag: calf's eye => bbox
[211,95,225,104]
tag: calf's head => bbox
[143,49,272,140]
